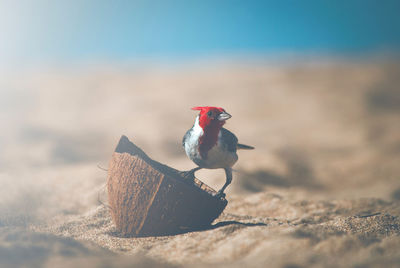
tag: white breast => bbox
[203,132,238,169]
[184,116,203,164]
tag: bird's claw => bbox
[214,191,226,199]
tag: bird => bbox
[182,106,254,198]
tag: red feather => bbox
[191,106,226,159]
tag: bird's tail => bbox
[237,143,254,150]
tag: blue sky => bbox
[1,0,400,64]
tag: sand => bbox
[1,58,400,267]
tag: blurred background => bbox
[1,0,400,67]
[1,0,400,224]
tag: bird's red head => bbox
[191,106,232,129]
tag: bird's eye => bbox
[207,111,213,117]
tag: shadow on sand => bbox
[238,148,323,192]
[108,220,267,238]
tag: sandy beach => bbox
[1,58,399,267]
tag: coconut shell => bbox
[107,135,227,237]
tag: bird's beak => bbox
[217,112,232,121]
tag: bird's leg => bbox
[180,167,202,182]
[215,168,232,198]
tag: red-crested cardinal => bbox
[182,106,254,198]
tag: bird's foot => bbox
[214,190,226,199]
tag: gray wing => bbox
[220,128,238,153]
